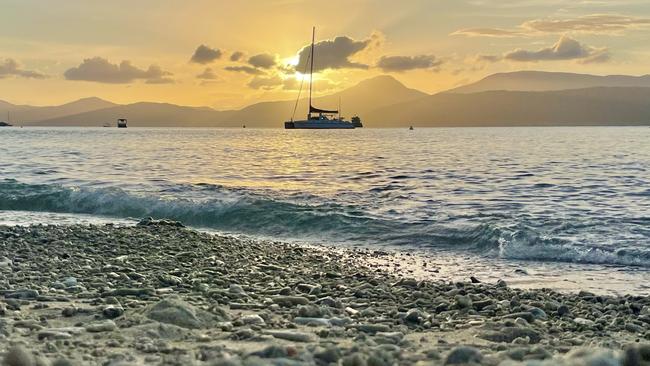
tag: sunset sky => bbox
[2,0,650,109]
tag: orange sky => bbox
[2,0,650,109]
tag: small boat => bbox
[1,112,14,127]
[242,124,246,128]
[117,118,127,128]
[285,27,361,129]
[409,126,414,130]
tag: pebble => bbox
[444,346,483,365]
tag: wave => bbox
[2,179,650,268]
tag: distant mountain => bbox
[365,87,650,127]
[0,97,116,123]
[31,75,428,127]
[450,71,650,93]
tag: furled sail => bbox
[309,105,338,114]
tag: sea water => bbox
[2,127,649,294]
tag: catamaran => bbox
[285,27,362,129]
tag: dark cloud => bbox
[197,67,219,80]
[224,65,265,75]
[230,51,245,62]
[295,35,372,72]
[504,36,609,63]
[376,55,442,72]
[248,53,276,69]
[476,55,502,63]
[190,45,222,64]
[64,57,173,84]
[247,75,282,90]
[0,58,47,79]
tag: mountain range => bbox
[2,71,650,127]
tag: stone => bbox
[479,327,541,344]
[470,276,481,283]
[103,305,125,319]
[62,277,78,288]
[444,346,483,365]
[297,304,325,318]
[574,318,595,327]
[496,279,508,288]
[6,289,39,299]
[455,295,472,309]
[241,314,265,325]
[3,346,34,366]
[405,308,425,323]
[315,346,342,363]
[144,296,227,329]
[85,319,117,332]
[264,330,314,342]
[102,288,155,297]
[272,296,310,307]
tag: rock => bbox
[103,305,125,319]
[62,277,77,288]
[264,330,315,342]
[101,288,155,297]
[6,289,39,299]
[297,304,325,318]
[574,318,595,327]
[85,319,117,332]
[455,295,472,309]
[61,306,78,317]
[342,353,367,366]
[38,330,73,340]
[470,276,481,283]
[316,296,342,308]
[315,346,342,363]
[444,346,483,365]
[3,346,34,366]
[272,296,310,307]
[479,327,541,344]
[622,344,650,365]
[144,296,227,329]
[496,279,508,288]
[354,324,391,334]
[557,304,570,317]
[293,317,331,327]
[159,274,183,286]
[527,307,547,320]
[405,308,425,323]
[240,314,265,325]
[137,217,184,227]
[504,312,535,323]
[250,345,288,358]
[229,284,245,294]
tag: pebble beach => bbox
[1,219,650,366]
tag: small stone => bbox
[229,284,245,294]
[444,346,483,365]
[470,276,481,283]
[62,306,78,317]
[496,279,508,288]
[405,308,425,323]
[272,296,310,307]
[6,289,39,299]
[297,304,325,318]
[455,295,472,309]
[85,319,117,332]
[103,305,125,319]
[3,345,34,366]
[315,346,342,363]
[62,277,78,288]
[557,304,570,316]
[240,314,265,325]
[264,330,314,342]
[574,318,595,327]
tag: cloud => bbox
[248,53,276,69]
[294,34,372,72]
[197,67,219,80]
[476,54,502,63]
[64,57,173,84]
[190,45,222,64]
[247,75,283,90]
[0,58,47,79]
[451,28,524,38]
[224,65,265,75]
[523,14,650,34]
[376,55,442,72]
[230,51,244,62]
[452,14,650,37]
[503,36,609,63]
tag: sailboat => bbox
[284,27,362,129]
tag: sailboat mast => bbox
[308,26,315,116]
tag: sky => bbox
[2,0,650,109]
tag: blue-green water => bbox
[1,127,650,269]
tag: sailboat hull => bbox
[285,120,356,129]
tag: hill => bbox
[31,75,428,127]
[365,87,650,127]
[0,97,116,123]
[450,71,650,93]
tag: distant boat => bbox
[117,118,127,128]
[285,27,362,129]
[242,124,246,128]
[409,126,414,130]
[1,112,14,127]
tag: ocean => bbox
[2,126,650,294]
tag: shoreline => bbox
[1,221,649,365]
